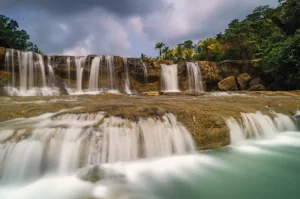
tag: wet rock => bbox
[248,84,266,91]
[237,73,252,89]
[78,165,126,184]
[218,76,238,91]
[199,61,221,91]
[250,77,265,87]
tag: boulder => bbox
[237,73,252,89]
[198,61,221,91]
[218,76,238,91]
[250,77,265,87]
[0,47,6,71]
[78,165,126,183]
[248,84,266,91]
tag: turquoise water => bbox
[1,132,300,199]
[136,132,300,199]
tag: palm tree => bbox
[171,44,184,61]
[183,40,194,49]
[155,42,165,57]
[198,38,218,53]
[162,46,170,59]
[183,48,195,61]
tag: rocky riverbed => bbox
[1,91,299,150]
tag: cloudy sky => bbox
[0,0,278,57]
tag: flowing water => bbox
[160,64,179,92]
[141,60,148,83]
[123,58,132,95]
[0,109,299,199]
[75,57,87,92]
[187,62,203,92]
[4,49,60,96]
[88,56,102,92]
[66,57,71,86]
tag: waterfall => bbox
[0,111,195,183]
[160,64,179,92]
[47,65,55,87]
[187,62,203,92]
[75,57,86,91]
[4,49,59,96]
[5,49,15,87]
[141,60,148,83]
[67,57,71,86]
[88,56,102,91]
[123,58,132,94]
[105,56,116,91]
[226,112,297,144]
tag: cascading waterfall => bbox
[123,58,132,94]
[187,62,203,92]
[47,57,55,87]
[141,60,148,83]
[4,49,59,96]
[0,111,195,183]
[226,111,297,144]
[67,57,71,86]
[88,56,102,91]
[75,57,86,91]
[5,49,15,87]
[105,56,116,91]
[161,64,179,92]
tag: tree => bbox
[273,0,300,35]
[264,30,300,89]
[183,40,194,49]
[183,48,195,61]
[155,42,165,57]
[0,14,40,53]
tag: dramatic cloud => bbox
[0,0,279,56]
[0,0,164,17]
[142,0,278,46]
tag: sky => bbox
[0,0,278,57]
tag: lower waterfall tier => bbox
[0,111,195,183]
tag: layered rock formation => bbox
[0,47,286,96]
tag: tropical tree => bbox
[155,42,165,57]
[273,0,300,35]
[264,30,300,89]
[0,14,40,53]
[162,46,173,60]
[198,38,218,53]
[183,48,195,61]
[171,44,184,61]
[183,40,194,49]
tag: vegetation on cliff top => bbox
[0,14,40,53]
[153,0,300,89]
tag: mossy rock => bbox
[238,73,252,89]
[218,76,238,91]
[248,84,266,91]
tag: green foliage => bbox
[0,14,41,53]
[273,0,300,35]
[155,42,165,57]
[264,30,300,89]
[153,0,300,90]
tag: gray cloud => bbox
[142,0,278,47]
[0,0,164,17]
[0,0,278,56]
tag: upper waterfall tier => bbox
[160,64,180,92]
[4,49,60,96]
[0,48,211,96]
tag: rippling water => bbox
[1,132,299,199]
